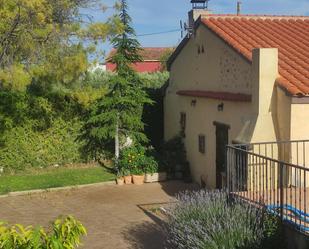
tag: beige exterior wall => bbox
[290,105,309,187]
[290,103,309,168]
[164,24,291,188]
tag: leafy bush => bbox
[160,135,188,178]
[0,216,86,249]
[139,72,169,89]
[0,118,85,172]
[118,146,158,176]
[165,190,285,249]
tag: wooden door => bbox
[215,123,229,189]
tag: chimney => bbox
[188,0,212,32]
[237,1,242,15]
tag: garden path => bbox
[0,181,197,248]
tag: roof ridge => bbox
[200,17,309,96]
[202,14,309,20]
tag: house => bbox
[105,47,173,73]
[88,63,106,73]
[164,9,309,189]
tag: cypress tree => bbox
[80,0,152,171]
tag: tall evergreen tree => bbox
[80,0,152,169]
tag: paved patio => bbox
[0,181,197,249]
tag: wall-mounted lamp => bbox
[191,99,197,107]
[217,102,224,112]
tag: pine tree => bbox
[80,0,152,171]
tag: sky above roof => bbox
[84,0,309,60]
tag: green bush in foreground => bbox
[165,190,285,249]
[0,216,86,249]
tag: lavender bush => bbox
[165,190,283,249]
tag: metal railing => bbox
[227,140,309,233]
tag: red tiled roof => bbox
[106,47,173,61]
[201,15,309,96]
[177,90,252,102]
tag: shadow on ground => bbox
[159,180,200,197]
[122,181,199,249]
[122,221,166,249]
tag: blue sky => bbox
[84,0,309,60]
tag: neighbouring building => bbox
[106,47,173,73]
[164,8,309,188]
[89,63,107,72]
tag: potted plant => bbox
[118,146,145,185]
[116,173,125,185]
[117,153,132,185]
[144,156,167,183]
[123,169,132,185]
[131,166,145,185]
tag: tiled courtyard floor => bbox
[0,181,197,249]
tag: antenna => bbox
[180,20,192,38]
[180,20,184,38]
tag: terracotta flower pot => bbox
[124,175,132,184]
[116,177,124,185]
[132,175,145,185]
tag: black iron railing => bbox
[227,140,309,233]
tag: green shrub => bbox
[165,190,285,249]
[117,146,158,176]
[0,216,86,249]
[160,135,188,178]
[139,72,169,89]
[0,118,85,172]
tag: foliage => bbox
[0,0,122,91]
[80,0,153,168]
[0,118,84,172]
[118,146,142,176]
[118,146,159,176]
[0,215,86,249]
[160,135,188,177]
[165,190,285,249]
[139,72,169,89]
[0,166,114,195]
[259,213,286,249]
[69,71,115,108]
[142,153,159,174]
[159,48,174,71]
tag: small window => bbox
[201,45,205,53]
[198,135,206,154]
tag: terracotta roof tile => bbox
[201,15,309,96]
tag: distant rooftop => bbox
[106,47,174,62]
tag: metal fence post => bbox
[279,162,284,220]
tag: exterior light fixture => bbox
[191,99,197,107]
[218,102,224,111]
